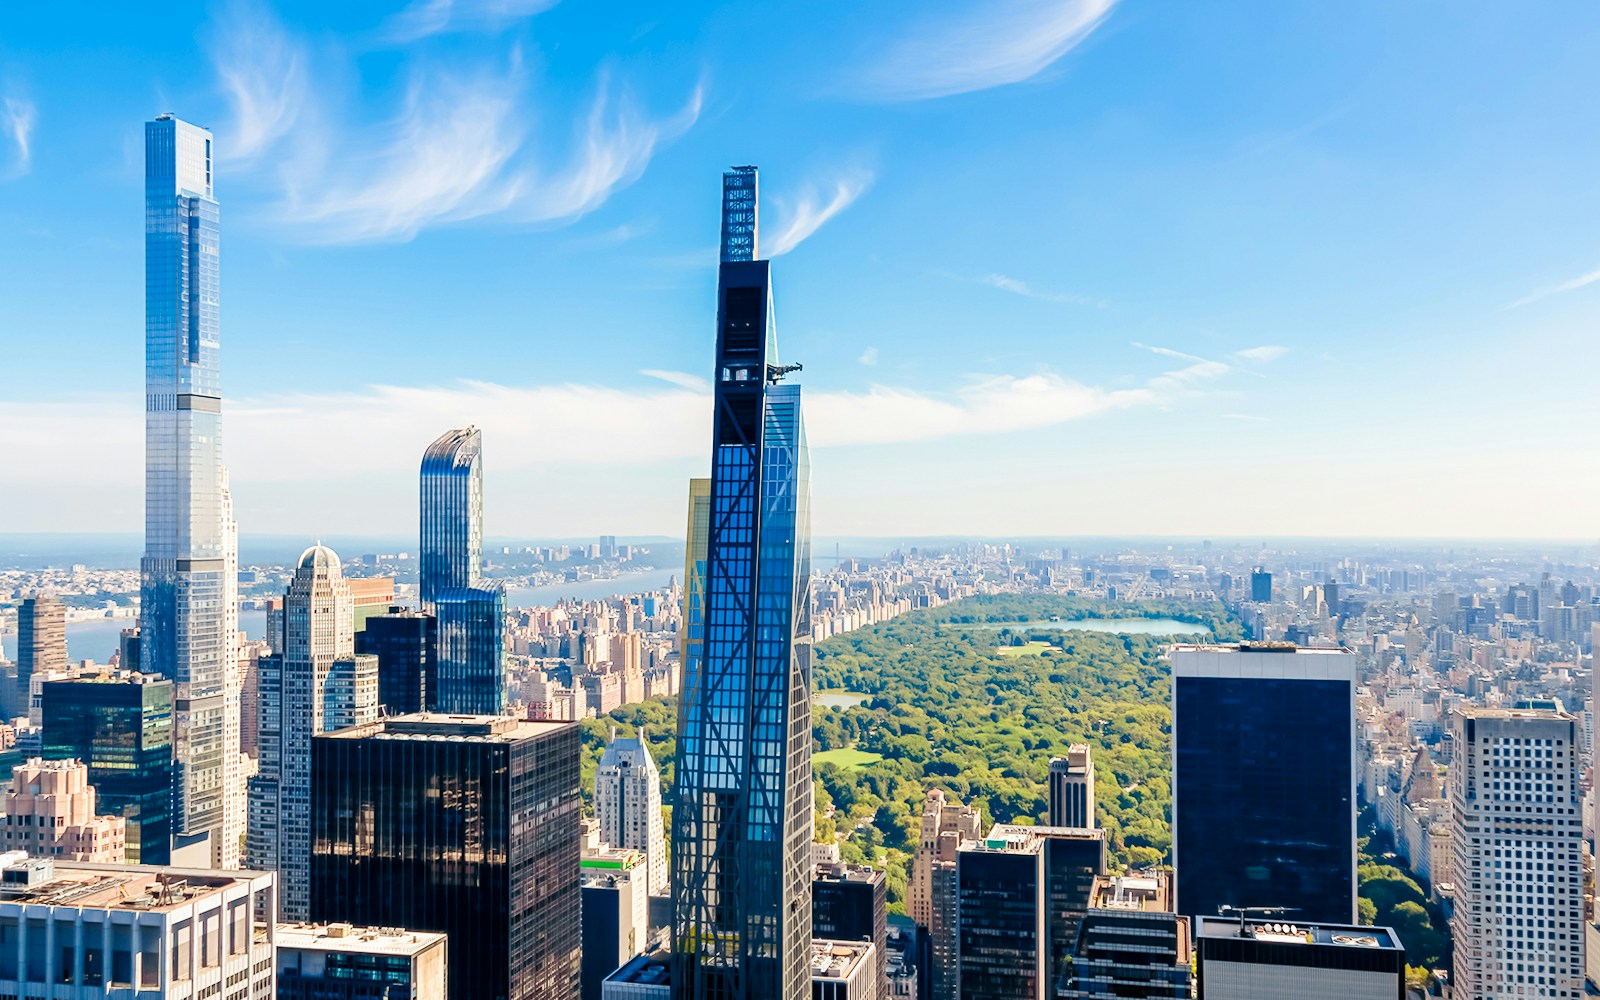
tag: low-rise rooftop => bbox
[811,939,872,980]
[276,922,446,957]
[0,863,268,912]
[324,713,574,742]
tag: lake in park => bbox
[814,691,871,710]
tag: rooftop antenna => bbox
[1218,905,1298,937]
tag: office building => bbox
[1065,871,1191,1000]
[956,830,1044,1000]
[1249,569,1271,603]
[908,789,981,1000]
[671,166,815,1000]
[680,477,711,680]
[432,581,506,714]
[583,854,649,1000]
[40,674,174,865]
[981,824,1106,999]
[813,863,887,999]
[1448,707,1584,999]
[595,731,668,896]
[118,629,141,675]
[16,596,66,703]
[1048,745,1095,829]
[1171,644,1357,924]
[275,923,447,1000]
[811,940,877,1000]
[1193,916,1405,1000]
[140,114,241,869]
[312,714,581,1000]
[0,859,277,999]
[881,924,923,1000]
[247,545,378,921]
[419,427,483,609]
[1,758,127,862]
[354,607,436,716]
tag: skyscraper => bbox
[1249,569,1272,603]
[1170,644,1357,925]
[596,730,668,896]
[1048,744,1095,829]
[1448,707,1584,1000]
[672,166,815,1000]
[680,477,711,681]
[1193,917,1405,1000]
[433,581,507,714]
[354,606,436,715]
[140,114,240,867]
[956,830,1044,1000]
[312,714,582,1000]
[419,426,483,608]
[248,544,378,920]
[41,673,175,864]
[16,595,66,701]
[909,789,982,1000]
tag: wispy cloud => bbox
[765,168,875,257]
[380,0,559,44]
[208,3,306,161]
[863,0,1116,101]
[641,369,710,392]
[858,346,879,366]
[207,5,699,243]
[1235,345,1287,362]
[2,97,35,177]
[984,273,1104,307]
[1510,265,1600,308]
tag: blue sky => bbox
[2,0,1599,539]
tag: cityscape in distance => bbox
[2,4,1600,1000]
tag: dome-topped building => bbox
[297,543,341,573]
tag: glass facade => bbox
[432,582,506,714]
[40,676,174,864]
[354,608,436,716]
[419,427,483,608]
[311,717,582,1000]
[1173,674,1355,924]
[956,846,1044,1000]
[672,167,814,1000]
[679,477,712,689]
[140,115,235,853]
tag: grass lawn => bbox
[813,747,886,770]
[995,641,1054,657]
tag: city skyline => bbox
[5,3,1600,539]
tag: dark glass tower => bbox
[671,166,814,1000]
[39,674,175,864]
[419,426,483,608]
[311,715,582,1000]
[354,606,436,715]
[1170,645,1357,925]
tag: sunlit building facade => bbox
[672,166,815,1000]
[139,114,240,867]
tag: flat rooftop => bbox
[323,713,574,742]
[276,923,445,957]
[1091,871,1171,912]
[811,939,873,980]
[1195,917,1403,951]
[607,950,670,986]
[2,864,268,912]
[1170,643,1354,655]
[813,862,885,885]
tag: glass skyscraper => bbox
[679,477,711,689]
[433,581,507,714]
[419,426,483,608]
[671,166,815,1000]
[139,114,240,866]
[40,674,175,864]
[311,715,582,1000]
[1170,644,1357,926]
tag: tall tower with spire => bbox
[671,167,814,1000]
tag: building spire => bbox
[720,166,758,262]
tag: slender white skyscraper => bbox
[248,545,377,920]
[1449,707,1585,1000]
[140,114,240,867]
[596,729,668,896]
